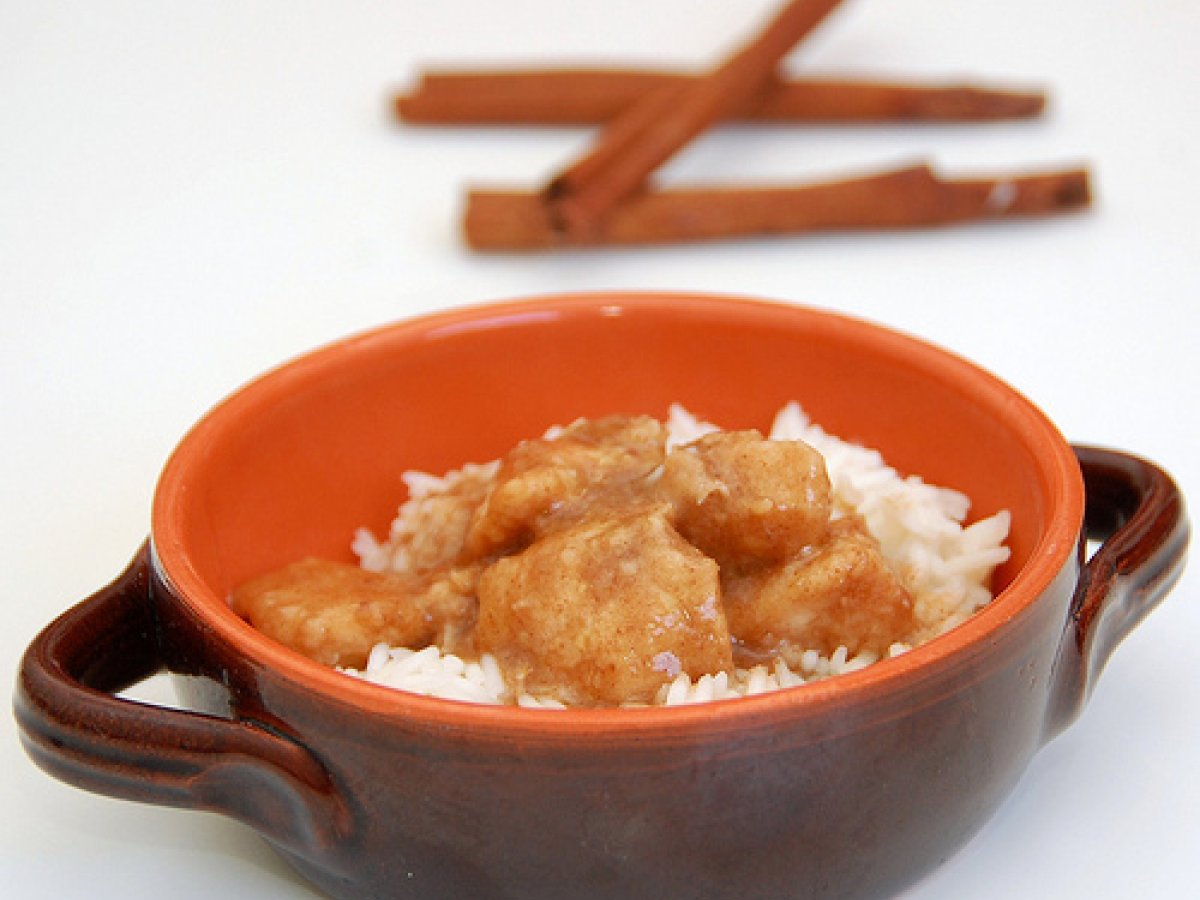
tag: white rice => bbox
[341,404,1011,708]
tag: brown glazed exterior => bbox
[15,294,1189,900]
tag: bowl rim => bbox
[151,291,1085,740]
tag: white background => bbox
[3,1,1197,897]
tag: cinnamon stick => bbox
[397,69,1046,126]
[546,0,846,236]
[464,164,1091,251]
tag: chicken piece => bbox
[464,415,666,558]
[724,520,915,660]
[660,430,832,568]
[476,506,733,706]
[386,463,498,575]
[230,557,477,668]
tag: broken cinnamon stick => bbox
[397,69,1046,125]
[464,163,1091,251]
[546,0,846,236]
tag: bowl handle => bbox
[1044,446,1190,739]
[13,543,353,860]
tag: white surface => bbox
[2,2,1197,897]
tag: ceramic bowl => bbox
[16,293,1189,900]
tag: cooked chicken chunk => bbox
[231,558,476,668]
[464,415,667,558]
[475,506,732,706]
[724,520,915,660]
[387,463,498,575]
[660,430,832,568]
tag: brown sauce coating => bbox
[230,558,476,669]
[230,415,916,703]
[465,415,666,558]
[660,429,832,567]
[477,504,730,706]
[724,518,914,664]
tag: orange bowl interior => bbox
[153,293,1083,704]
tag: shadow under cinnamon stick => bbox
[463,164,1091,251]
